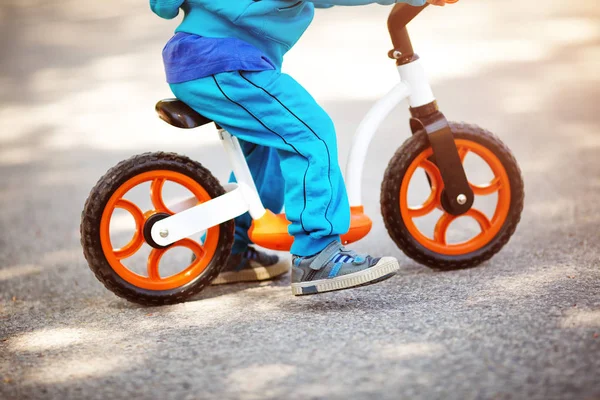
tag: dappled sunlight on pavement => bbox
[560,309,600,329]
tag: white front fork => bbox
[152,59,436,245]
[345,58,435,206]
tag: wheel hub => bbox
[440,189,473,216]
[143,213,172,249]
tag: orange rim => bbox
[99,170,220,291]
[400,139,511,256]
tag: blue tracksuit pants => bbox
[170,69,350,256]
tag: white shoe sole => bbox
[291,257,400,296]
[211,258,290,285]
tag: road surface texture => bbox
[1,0,599,399]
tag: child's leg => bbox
[171,70,399,294]
[230,140,284,254]
[171,70,350,257]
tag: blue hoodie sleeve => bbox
[311,0,426,6]
[150,0,185,19]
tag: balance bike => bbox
[81,1,524,305]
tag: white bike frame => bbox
[151,59,435,247]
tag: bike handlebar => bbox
[388,0,458,64]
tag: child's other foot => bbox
[291,241,399,296]
[211,247,289,285]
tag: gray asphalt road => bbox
[1,1,599,399]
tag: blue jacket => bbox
[151,0,427,68]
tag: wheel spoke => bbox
[420,159,441,180]
[409,194,440,218]
[150,178,169,213]
[146,239,206,282]
[470,177,502,196]
[409,159,443,218]
[175,238,206,263]
[114,235,145,260]
[115,199,145,224]
[147,248,166,281]
[113,199,145,259]
[433,213,455,245]
[464,208,492,232]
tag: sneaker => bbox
[211,246,290,285]
[291,241,399,296]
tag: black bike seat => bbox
[155,98,214,129]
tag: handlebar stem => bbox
[387,3,428,65]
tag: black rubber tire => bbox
[80,152,234,306]
[381,122,524,270]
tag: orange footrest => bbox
[248,206,372,252]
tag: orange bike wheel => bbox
[381,123,524,270]
[99,170,220,291]
[399,139,511,256]
[81,152,234,305]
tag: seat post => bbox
[218,129,266,220]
